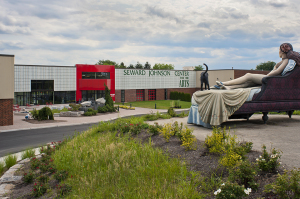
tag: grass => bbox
[115,100,191,109]
[21,148,36,159]
[51,107,69,114]
[0,161,4,175]
[4,154,17,169]
[52,118,203,198]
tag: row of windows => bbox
[31,80,54,91]
[82,72,110,79]
[81,90,105,101]
[121,89,159,102]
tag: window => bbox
[121,90,125,102]
[82,72,110,79]
[148,89,156,101]
[31,80,54,91]
[82,90,105,101]
[165,89,168,100]
[136,89,144,101]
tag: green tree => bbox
[153,63,175,70]
[144,62,151,69]
[127,64,134,69]
[96,59,119,68]
[255,61,276,71]
[119,62,126,69]
[135,62,143,69]
[104,84,114,107]
[194,65,204,71]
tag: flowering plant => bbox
[32,181,47,197]
[256,145,281,172]
[23,171,34,183]
[214,182,251,199]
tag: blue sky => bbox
[1,0,299,70]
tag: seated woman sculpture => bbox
[215,43,294,90]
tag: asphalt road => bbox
[0,123,99,157]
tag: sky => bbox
[1,0,300,70]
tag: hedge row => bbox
[170,91,191,102]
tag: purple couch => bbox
[230,66,300,123]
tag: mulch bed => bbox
[7,130,285,198]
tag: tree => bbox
[153,63,175,70]
[127,64,134,69]
[144,62,151,69]
[194,65,204,71]
[135,62,143,69]
[119,62,126,69]
[96,59,119,68]
[255,61,276,71]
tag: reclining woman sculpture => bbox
[215,43,296,90]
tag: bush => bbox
[23,171,34,183]
[104,83,114,107]
[229,160,259,190]
[167,107,176,117]
[214,182,251,199]
[159,123,176,142]
[37,107,54,121]
[54,169,69,182]
[256,145,281,172]
[32,181,47,197]
[179,126,197,151]
[30,157,41,170]
[31,108,39,120]
[149,122,163,135]
[84,108,97,116]
[98,106,108,113]
[170,91,191,102]
[265,169,300,198]
[69,103,81,111]
[57,183,72,197]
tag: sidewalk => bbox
[1,106,186,133]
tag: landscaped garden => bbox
[2,110,300,198]
[115,100,192,109]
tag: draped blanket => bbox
[192,88,252,126]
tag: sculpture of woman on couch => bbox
[215,43,298,90]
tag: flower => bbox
[244,188,252,195]
[214,189,221,195]
[221,183,225,186]
[256,158,259,161]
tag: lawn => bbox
[115,100,191,109]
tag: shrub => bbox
[31,108,39,120]
[4,154,17,169]
[170,91,191,102]
[167,107,176,117]
[30,157,41,170]
[180,126,197,151]
[69,103,81,111]
[98,106,108,113]
[214,182,251,199]
[264,169,300,198]
[57,183,72,197]
[37,107,54,121]
[229,160,259,190]
[149,122,163,135]
[219,150,241,168]
[104,83,114,107]
[54,169,69,182]
[36,174,49,183]
[256,145,281,172]
[159,123,176,142]
[32,181,47,197]
[84,108,97,116]
[205,127,229,154]
[23,171,34,183]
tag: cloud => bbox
[0,41,24,50]
[145,5,188,24]
[250,0,288,7]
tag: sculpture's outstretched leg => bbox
[262,112,269,124]
[287,110,294,118]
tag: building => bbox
[0,54,15,126]
[13,64,269,105]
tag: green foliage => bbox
[97,106,108,113]
[119,62,126,68]
[57,183,72,197]
[36,174,49,183]
[205,127,229,155]
[23,171,34,183]
[159,123,176,142]
[69,103,81,111]
[229,160,259,190]
[153,63,175,70]
[149,122,163,135]
[21,148,36,159]
[84,108,97,116]
[167,107,176,117]
[194,65,204,71]
[256,145,281,172]
[51,107,69,114]
[127,64,134,68]
[198,172,223,195]
[214,182,251,199]
[0,161,4,175]
[265,169,300,198]
[30,157,41,170]
[179,126,197,151]
[96,59,119,68]
[4,154,17,169]
[32,181,47,197]
[54,169,69,182]
[143,111,171,121]
[37,106,54,121]
[255,61,276,71]
[144,61,151,69]
[170,91,191,102]
[135,61,143,69]
[31,108,39,120]
[104,83,114,107]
